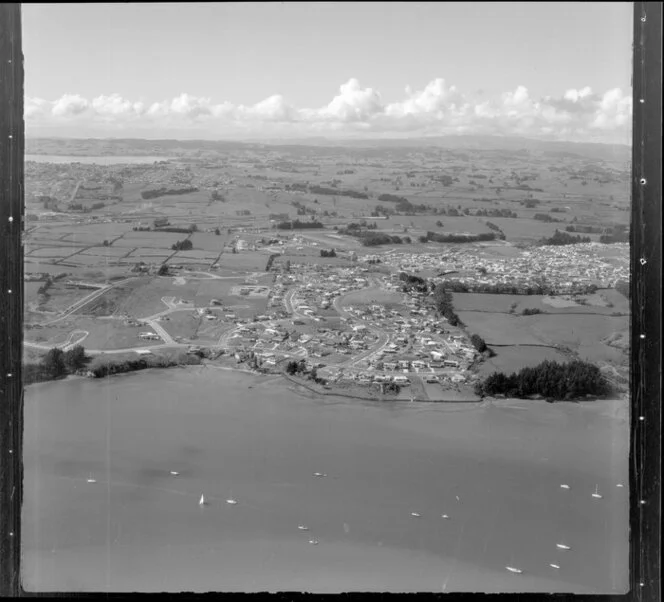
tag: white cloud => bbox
[51,94,90,117]
[25,78,633,143]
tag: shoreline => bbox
[24,360,629,409]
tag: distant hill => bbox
[25,134,630,163]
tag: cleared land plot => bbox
[77,279,146,318]
[35,283,95,314]
[159,311,202,342]
[24,282,43,304]
[215,252,271,272]
[71,317,163,350]
[478,346,570,376]
[120,278,201,318]
[67,254,118,267]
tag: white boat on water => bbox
[226,498,238,505]
[550,563,561,569]
[170,471,179,476]
[560,484,570,490]
[86,476,96,484]
[592,485,603,499]
[506,566,522,574]
[199,494,206,506]
[411,512,421,518]
[441,514,450,519]
[556,543,571,551]
[298,525,309,531]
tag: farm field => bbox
[478,346,570,377]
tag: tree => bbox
[64,345,86,371]
[214,227,221,235]
[470,334,487,353]
[158,264,169,276]
[41,348,66,378]
[189,223,198,233]
[285,360,299,375]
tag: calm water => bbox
[22,367,629,593]
[25,155,173,165]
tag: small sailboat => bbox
[298,525,309,531]
[199,494,207,506]
[226,498,238,505]
[441,514,450,519]
[550,563,561,570]
[616,483,624,488]
[506,566,522,574]
[556,543,571,551]
[313,472,327,478]
[410,512,421,518]
[560,484,570,490]
[170,471,180,476]
[592,485,603,499]
[86,474,97,483]
[455,495,460,502]
[308,539,319,545]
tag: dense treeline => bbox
[358,232,405,246]
[398,272,429,293]
[141,186,198,200]
[533,213,561,223]
[157,227,194,234]
[421,231,500,244]
[539,229,591,246]
[276,219,324,230]
[433,278,597,296]
[89,353,201,378]
[432,284,463,327]
[309,184,368,199]
[474,208,518,218]
[377,193,429,213]
[474,359,610,400]
[566,224,604,234]
[265,253,280,271]
[470,334,488,353]
[24,346,88,385]
[171,239,193,251]
[320,249,337,257]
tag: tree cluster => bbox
[474,359,611,400]
[276,219,324,230]
[423,231,499,244]
[171,239,193,251]
[539,229,591,246]
[432,284,463,327]
[320,249,337,257]
[141,186,198,200]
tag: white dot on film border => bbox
[640,334,646,339]
[8,216,13,222]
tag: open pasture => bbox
[81,246,132,258]
[116,231,190,249]
[119,277,201,318]
[190,232,228,252]
[478,346,570,377]
[35,282,94,314]
[126,249,172,261]
[458,311,544,345]
[528,313,628,351]
[71,316,162,350]
[26,246,78,260]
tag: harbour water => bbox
[22,366,629,593]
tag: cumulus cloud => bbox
[51,93,90,117]
[25,78,632,143]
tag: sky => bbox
[22,2,634,144]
